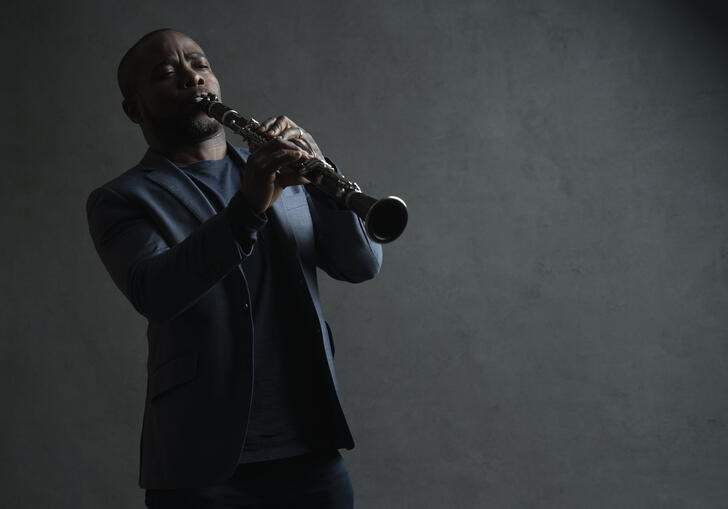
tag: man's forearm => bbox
[87,187,265,322]
[305,185,383,283]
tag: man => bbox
[86,28,382,508]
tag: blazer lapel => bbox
[269,195,299,256]
[137,143,307,270]
[139,149,216,224]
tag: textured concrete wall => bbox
[2,1,727,507]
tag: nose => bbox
[181,66,204,88]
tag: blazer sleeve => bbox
[86,186,262,322]
[304,158,383,283]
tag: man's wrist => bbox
[227,191,268,254]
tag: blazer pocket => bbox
[148,351,198,401]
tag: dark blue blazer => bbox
[86,142,382,489]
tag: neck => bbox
[150,129,228,165]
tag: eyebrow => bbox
[152,52,208,69]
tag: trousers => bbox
[144,449,354,509]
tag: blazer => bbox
[85,142,382,489]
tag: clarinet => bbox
[195,93,407,244]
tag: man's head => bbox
[117,29,222,146]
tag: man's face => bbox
[127,30,222,142]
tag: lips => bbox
[189,90,216,104]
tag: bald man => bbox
[86,28,382,508]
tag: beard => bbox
[152,112,222,143]
[142,101,223,145]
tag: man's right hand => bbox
[240,138,310,214]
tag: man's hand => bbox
[241,138,309,214]
[257,115,325,161]
[240,115,324,214]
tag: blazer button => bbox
[243,302,249,310]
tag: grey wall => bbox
[2,1,727,507]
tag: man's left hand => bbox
[257,115,325,162]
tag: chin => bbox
[152,112,221,143]
[187,117,222,141]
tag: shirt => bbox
[178,154,329,463]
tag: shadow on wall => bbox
[680,0,728,37]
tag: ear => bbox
[122,98,142,124]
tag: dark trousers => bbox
[144,449,354,509]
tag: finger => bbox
[290,137,314,155]
[267,116,293,137]
[249,138,302,160]
[280,126,304,141]
[265,137,306,154]
[258,149,303,173]
[247,146,300,173]
[257,116,278,132]
[276,172,311,188]
[247,138,303,169]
